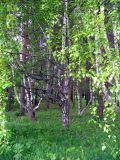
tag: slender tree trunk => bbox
[6,87,14,111]
[46,37,52,109]
[19,80,26,116]
[19,21,29,115]
[77,81,82,115]
[97,91,104,119]
[27,100,35,120]
[104,1,115,49]
[60,0,70,128]
[68,79,74,103]
[72,81,76,108]
[61,77,70,128]
[85,77,91,106]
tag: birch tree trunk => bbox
[19,22,29,116]
[94,6,104,119]
[60,0,70,128]
[46,40,52,109]
[20,21,35,120]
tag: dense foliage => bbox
[0,0,120,159]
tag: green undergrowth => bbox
[1,106,120,160]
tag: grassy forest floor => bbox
[1,105,120,160]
